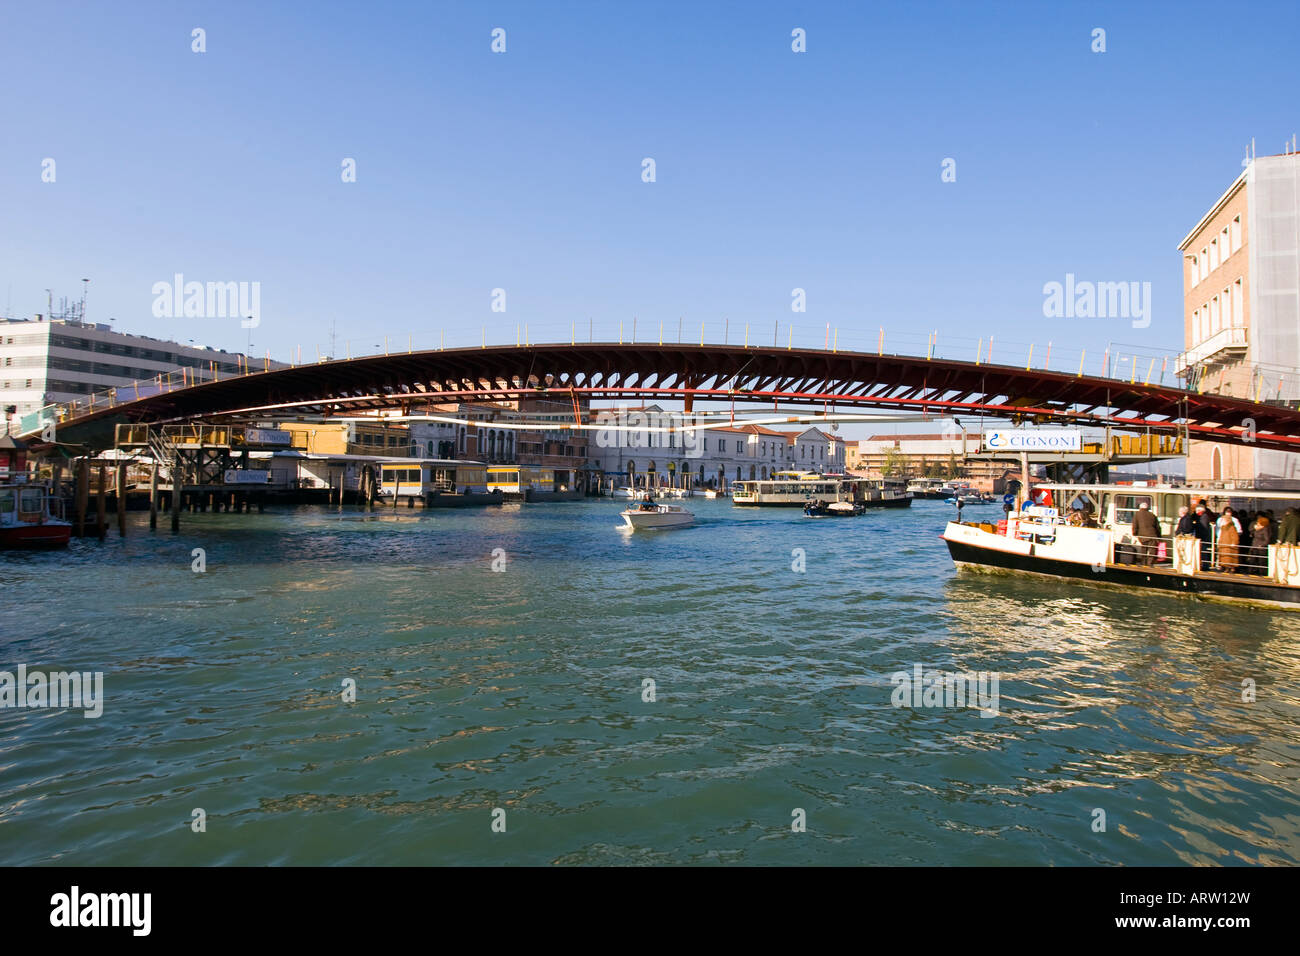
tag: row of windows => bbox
[0,332,244,374]
[1191,278,1244,344]
[2,352,242,379]
[1189,215,1242,286]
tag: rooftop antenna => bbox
[81,278,89,322]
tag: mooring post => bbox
[75,459,89,537]
[116,461,128,536]
[95,465,107,539]
[170,455,182,532]
[149,462,159,529]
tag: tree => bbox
[943,452,960,480]
[882,448,907,478]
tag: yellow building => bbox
[279,421,412,457]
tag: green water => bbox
[2,498,1298,865]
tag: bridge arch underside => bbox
[31,344,1300,453]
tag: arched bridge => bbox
[24,342,1300,452]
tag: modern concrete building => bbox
[1176,148,1300,488]
[1,313,274,424]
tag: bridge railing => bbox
[33,317,1295,434]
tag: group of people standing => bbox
[1162,499,1300,574]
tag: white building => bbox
[588,406,844,488]
[1,314,275,427]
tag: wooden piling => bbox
[75,459,89,537]
[149,462,159,529]
[170,455,181,531]
[95,466,107,539]
[116,461,128,536]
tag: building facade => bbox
[587,407,845,489]
[1,314,275,422]
[1177,150,1300,488]
[853,433,1018,490]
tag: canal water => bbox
[2,498,1298,865]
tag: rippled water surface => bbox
[2,498,1299,865]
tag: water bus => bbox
[906,478,950,500]
[486,465,585,502]
[942,482,1300,610]
[732,471,911,508]
[378,460,503,507]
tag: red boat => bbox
[0,429,71,548]
[0,480,72,548]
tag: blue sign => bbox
[1002,493,1015,506]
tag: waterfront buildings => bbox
[852,434,1015,489]
[588,405,844,489]
[406,398,591,491]
[0,312,278,421]
[1177,147,1300,488]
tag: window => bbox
[718,439,726,453]
[1200,249,1208,281]
[1210,239,1219,271]
[1222,288,1231,328]
[1189,256,1199,287]
[1210,296,1220,334]
[1232,216,1242,252]
[1192,309,1201,342]
[1221,226,1230,261]
[1115,494,1153,527]
[1233,279,1243,326]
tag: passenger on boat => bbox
[1216,508,1242,572]
[1280,508,1300,546]
[1131,501,1162,566]
[1248,515,1272,575]
[1194,505,1214,567]
[1174,506,1196,537]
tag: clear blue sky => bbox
[2,0,1296,370]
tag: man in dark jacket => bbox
[1194,505,1214,569]
[1131,502,1162,566]
[1279,507,1300,546]
[1174,505,1196,536]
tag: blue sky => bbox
[2,0,1296,374]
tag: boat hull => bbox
[737,495,913,508]
[424,490,505,508]
[621,511,694,530]
[0,523,72,548]
[945,536,1300,610]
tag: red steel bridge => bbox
[21,342,1300,453]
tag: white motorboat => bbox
[621,501,695,530]
[611,486,638,499]
[704,489,725,499]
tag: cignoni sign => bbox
[983,429,1082,452]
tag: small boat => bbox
[611,486,638,499]
[621,498,694,530]
[803,499,865,517]
[704,488,726,499]
[0,480,72,548]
